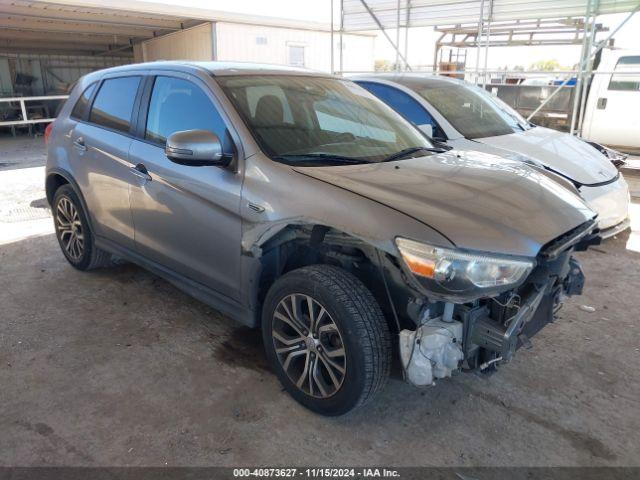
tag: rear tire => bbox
[262,265,391,416]
[52,184,112,270]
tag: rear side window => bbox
[89,76,141,133]
[70,83,96,120]
[609,56,640,92]
[145,76,231,151]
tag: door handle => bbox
[130,163,152,182]
[597,97,607,109]
[73,137,87,152]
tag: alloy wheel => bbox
[272,293,346,398]
[56,197,84,261]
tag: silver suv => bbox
[46,62,598,415]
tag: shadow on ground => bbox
[1,227,639,467]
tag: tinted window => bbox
[70,83,96,120]
[609,56,640,92]
[89,76,141,133]
[357,81,446,138]
[417,83,528,139]
[217,75,433,164]
[145,76,231,151]
[357,82,433,125]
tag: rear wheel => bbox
[262,265,391,415]
[52,185,112,270]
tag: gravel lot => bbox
[1,137,639,467]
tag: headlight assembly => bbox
[585,140,627,168]
[395,238,535,302]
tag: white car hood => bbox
[476,126,618,186]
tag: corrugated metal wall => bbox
[142,23,213,62]
[140,21,376,72]
[215,22,375,72]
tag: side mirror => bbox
[165,130,231,167]
[417,124,434,138]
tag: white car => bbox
[353,74,630,238]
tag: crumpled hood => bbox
[294,150,595,257]
[477,126,618,186]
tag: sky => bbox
[145,0,640,70]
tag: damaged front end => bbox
[396,220,598,387]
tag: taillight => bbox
[44,122,53,143]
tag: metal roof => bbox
[342,0,640,31]
[0,0,201,56]
[0,0,347,57]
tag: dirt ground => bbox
[1,137,639,467]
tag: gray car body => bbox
[46,61,595,328]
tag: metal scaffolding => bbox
[333,0,640,136]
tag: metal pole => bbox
[395,0,401,70]
[570,0,593,134]
[433,33,445,73]
[404,0,411,71]
[339,0,344,74]
[474,0,486,84]
[330,0,334,74]
[482,0,493,88]
[527,3,640,122]
[358,0,412,70]
[577,10,598,134]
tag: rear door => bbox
[128,73,243,300]
[71,75,143,249]
[583,54,640,149]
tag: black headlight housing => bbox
[585,140,627,169]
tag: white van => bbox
[582,50,640,152]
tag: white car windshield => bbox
[217,75,435,165]
[418,83,532,139]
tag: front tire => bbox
[262,265,391,415]
[52,184,112,270]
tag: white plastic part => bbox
[399,318,464,387]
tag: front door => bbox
[128,74,243,300]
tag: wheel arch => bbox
[250,222,414,334]
[46,168,95,231]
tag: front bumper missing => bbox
[399,256,586,386]
[466,256,585,363]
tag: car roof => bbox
[351,73,467,90]
[87,61,335,78]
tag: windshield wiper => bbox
[381,146,446,163]
[273,153,369,165]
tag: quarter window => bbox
[145,76,230,150]
[70,83,96,120]
[89,76,141,133]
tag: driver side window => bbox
[145,76,232,152]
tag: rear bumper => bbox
[580,176,630,232]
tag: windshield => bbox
[216,75,434,165]
[417,82,531,139]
